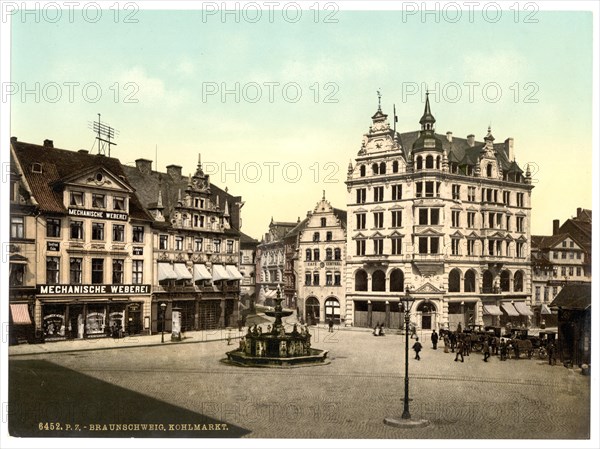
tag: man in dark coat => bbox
[454,339,464,362]
[412,338,423,360]
[431,330,439,350]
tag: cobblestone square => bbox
[9,326,591,439]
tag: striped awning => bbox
[540,304,553,315]
[10,304,32,325]
[225,265,244,280]
[482,304,503,316]
[158,263,177,281]
[173,263,192,281]
[513,302,534,316]
[211,264,230,282]
[501,303,520,317]
[193,264,212,282]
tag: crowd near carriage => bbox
[438,324,558,360]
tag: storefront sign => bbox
[37,284,151,295]
[133,247,144,255]
[47,242,60,251]
[67,208,128,221]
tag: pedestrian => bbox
[373,322,380,336]
[378,324,385,336]
[500,338,508,361]
[547,341,555,366]
[449,332,456,352]
[483,339,490,362]
[431,330,439,350]
[412,337,422,360]
[410,323,417,339]
[463,335,471,356]
[490,336,498,355]
[328,318,334,333]
[443,335,450,353]
[456,322,462,333]
[454,338,464,362]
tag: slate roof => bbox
[121,164,242,232]
[332,208,348,228]
[11,140,151,221]
[284,218,309,240]
[396,131,522,173]
[550,283,591,310]
[531,234,570,250]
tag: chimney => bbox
[78,149,89,154]
[504,137,514,161]
[135,158,153,175]
[10,136,17,143]
[553,219,560,235]
[467,134,475,147]
[577,207,582,218]
[43,139,54,148]
[446,131,453,143]
[166,164,182,179]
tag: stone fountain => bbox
[225,287,328,367]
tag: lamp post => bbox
[160,302,167,343]
[384,288,429,428]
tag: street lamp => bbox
[160,302,167,343]
[384,288,429,428]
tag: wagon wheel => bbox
[538,347,548,359]
[472,342,483,352]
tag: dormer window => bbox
[32,163,42,173]
[92,193,105,208]
[487,164,493,177]
[70,191,84,207]
[113,196,125,211]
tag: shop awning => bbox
[540,304,553,315]
[501,302,520,317]
[193,264,212,282]
[482,304,503,316]
[513,302,534,316]
[212,264,230,282]
[10,304,32,325]
[173,263,192,281]
[158,263,177,281]
[225,265,244,280]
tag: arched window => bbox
[514,270,524,292]
[355,270,368,291]
[379,162,386,175]
[305,297,320,322]
[313,271,320,286]
[487,164,493,177]
[390,269,404,292]
[425,155,434,169]
[334,248,341,260]
[464,269,476,292]
[482,270,494,293]
[372,163,379,175]
[305,249,312,261]
[392,161,399,173]
[313,249,320,261]
[325,248,333,260]
[360,165,366,177]
[449,268,461,292]
[372,270,386,292]
[416,156,423,170]
[500,270,511,292]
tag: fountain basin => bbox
[224,348,329,368]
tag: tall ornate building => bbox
[296,194,347,325]
[345,95,534,331]
[123,157,243,332]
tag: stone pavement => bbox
[7,323,591,439]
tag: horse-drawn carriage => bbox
[505,328,557,359]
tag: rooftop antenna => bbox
[88,113,119,156]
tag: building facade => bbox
[10,138,154,341]
[531,209,592,327]
[296,194,347,325]
[255,219,299,306]
[123,157,243,333]
[345,95,534,331]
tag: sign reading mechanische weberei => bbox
[37,284,151,295]
[67,208,128,221]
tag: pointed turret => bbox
[224,199,230,217]
[419,91,436,131]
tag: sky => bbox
[6,3,595,240]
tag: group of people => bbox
[372,322,385,336]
